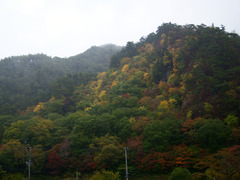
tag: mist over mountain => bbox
[0,44,121,110]
[0,23,240,179]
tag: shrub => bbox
[168,167,192,180]
[90,170,120,180]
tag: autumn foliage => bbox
[0,23,240,179]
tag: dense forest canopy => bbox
[0,23,240,179]
[0,44,121,111]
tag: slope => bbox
[0,23,240,179]
[0,44,121,111]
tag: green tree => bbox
[0,115,15,143]
[0,103,17,115]
[224,115,239,127]
[42,99,64,115]
[51,75,75,98]
[3,117,55,147]
[69,130,93,157]
[143,114,183,151]
[90,134,123,169]
[30,145,46,173]
[0,139,25,171]
[168,167,192,180]
[195,119,231,152]
[114,116,131,140]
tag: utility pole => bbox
[26,146,32,180]
[76,171,78,180]
[124,147,128,180]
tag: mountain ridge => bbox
[0,23,240,179]
[0,44,121,110]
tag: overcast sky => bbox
[0,0,239,59]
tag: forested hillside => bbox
[0,23,240,179]
[0,44,121,111]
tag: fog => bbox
[0,0,239,59]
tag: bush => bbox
[90,170,120,180]
[168,167,192,180]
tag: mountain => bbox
[0,23,240,179]
[109,23,240,119]
[0,44,121,111]
[65,44,122,72]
